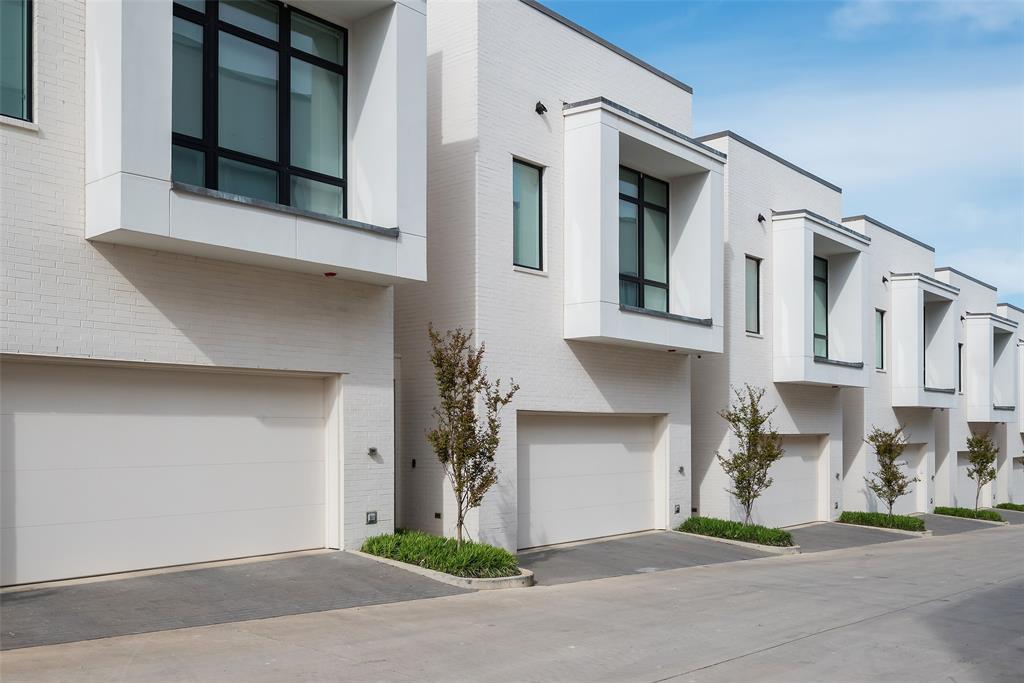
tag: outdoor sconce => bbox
[834,502,839,510]
[677,466,686,476]
[882,275,889,284]
[535,101,547,115]
[835,472,840,480]
[368,446,379,458]
[757,213,766,224]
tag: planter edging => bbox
[350,550,534,590]
[671,529,801,555]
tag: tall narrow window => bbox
[875,309,885,370]
[0,0,31,121]
[512,160,542,270]
[957,343,963,392]
[171,1,347,216]
[619,167,669,312]
[745,256,761,333]
[813,256,828,358]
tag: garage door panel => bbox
[518,471,653,513]
[2,414,325,471]
[1,504,324,584]
[2,363,325,418]
[6,460,325,528]
[0,362,328,585]
[517,414,656,549]
[517,500,651,550]
[751,436,821,529]
[891,445,925,516]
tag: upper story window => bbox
[512,159,542,270]
[1,0,31,121]
[171,0,347,217]
[745,256,761,334]
[619,167,669,313]
[875,309,885,370]
[813,256,828,358]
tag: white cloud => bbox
[830,0,1024,38]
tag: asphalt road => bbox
[3,525,1021,682]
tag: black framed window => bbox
[745,256,761,333]
[171,0,347,217]
[957,342,963,392]
[875,309,885,369]
[813,256,828,358]
[619,167,669,312]
[1,0,31,121]
[512,159,542,270]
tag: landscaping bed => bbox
[932,506,1004,522]
[837,511,926,532]
[995,503,1024,512]
[677,516,794,547]
[361,529,520,579]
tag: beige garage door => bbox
[517,413,656,549]
[751,435,823,528]
[1,361,328,585]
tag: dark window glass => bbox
[875,309,885,369]
[171,1,346,217]
[813,256,828,358]
[512,160,542,269]
[619,167,669,312]
[1,0,31,121]
[745,256,760,334]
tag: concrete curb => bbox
[929,514,1009,527]
[834,523,933,538]
[670,530,801,555]
[350,550,534,590]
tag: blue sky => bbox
[545,0,1024,306]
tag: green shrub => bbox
[995,503,1024,512]
[838,511,925,532]
[677,516,793,547]
[933,506,1003,522]
[361,529,519,578]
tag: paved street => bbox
[3,524,1021,682]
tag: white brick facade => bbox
[0,0,421,565]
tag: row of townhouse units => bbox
[0,0,1019,585]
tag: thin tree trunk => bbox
[975,484,981,511]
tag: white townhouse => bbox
[841,216,959,516]
[932,269,1020,509]
[0,0,425,585]
[690,132,867,528]
[395,0,725,551]
[995,303,1024,504]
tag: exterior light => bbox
[535,101,547,115]
[882,275,889,284]
[366,511,378,525]
[368,446,379,458]
[757,213,766,223]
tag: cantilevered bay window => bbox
[619,167,669,313]
[172,0,347,217]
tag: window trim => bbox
[2,0,32,122]
[875,308,885,370]
[511,158,543,271]
[745,255,761,334]
[957,342,963,393]
[813,256,828,358]
[171,0,348,215]
[619,165,670,312]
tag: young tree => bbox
[426,325,518,544]
[863,426,917,517]
[965,432,998,511]
[717,384,785,525]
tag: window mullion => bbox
[637,178,645,308]
[279,8,291,205]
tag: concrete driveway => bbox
[919,513,1006,535]
[788,522,912,552]
[993,508,1024,525]
[518,531,770,585]
[0,551,466,650]
[4,524,1020,681]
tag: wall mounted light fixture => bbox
[535,101,547,115]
